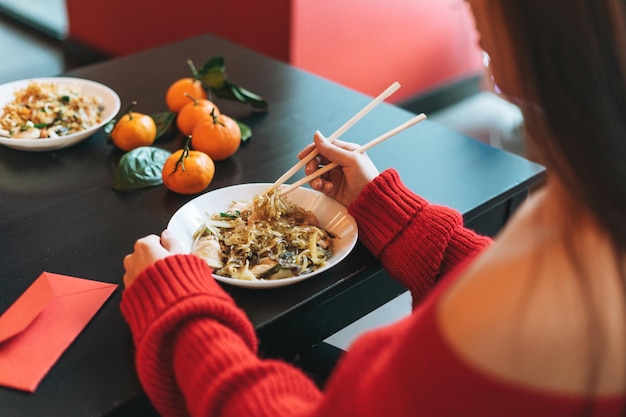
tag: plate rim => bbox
[166,182,359,289]
[0,76,121,151]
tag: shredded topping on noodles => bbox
[191,189,334,281]
[0,81,104,139]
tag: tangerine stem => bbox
[187,59,200,81]
[210,107,225,127]
[121,100,137,120]
[171,136,193,175]
[183,92,198,105]
[187,58,211,96]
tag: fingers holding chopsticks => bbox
[298,131,360,169]
[297,131,379,207]
[268,82,401,195]
[287,112,427,205]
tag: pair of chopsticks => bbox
[280,111,427,195]
[269,81,427,195]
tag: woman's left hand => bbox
[123,229,184,288]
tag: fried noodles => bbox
[0,81,104,139]
[192,189,334,281]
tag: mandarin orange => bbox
[162,140,215,194]
[165,78,207,113]
[175,94,219,136]
[191,110,241,161]
[110,103,157,151]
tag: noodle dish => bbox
[0,77,120,151]
[167,183,358,289]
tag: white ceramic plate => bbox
[167,183,359,289]
[0,77,120,151]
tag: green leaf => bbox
[227,81,268,110]
[103,118,117,145]
[103,118,116,135]
[198,56,226,89]
[235,119,252,143]
[211,80,268,111]
[151,111,176,139]
[197,56,268,112]
[112,146,171,190]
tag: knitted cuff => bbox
[349,169,428,256]
[120,254,235,345]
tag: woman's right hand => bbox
[297,131,379,207]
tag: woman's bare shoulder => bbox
[437,189,626,395]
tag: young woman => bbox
[121,0,626,415]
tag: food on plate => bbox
[191,110,241,161]
[0,80,105,139]
[191,188,334,281]
[110,102,157,151]
[162,138,215,195]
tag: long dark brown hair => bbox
[493,0,626,410]
[500,0,626,249]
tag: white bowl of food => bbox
[167,183,359,289]
[0,77,120,151]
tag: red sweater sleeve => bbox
[120,255,323,417]
[349,169,492,304]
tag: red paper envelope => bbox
[0,272,117,392]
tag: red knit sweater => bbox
[121,169,624,416]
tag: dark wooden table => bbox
[0,33,545,417]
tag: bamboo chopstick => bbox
[279,112,427,196]
[265,81,401,194]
